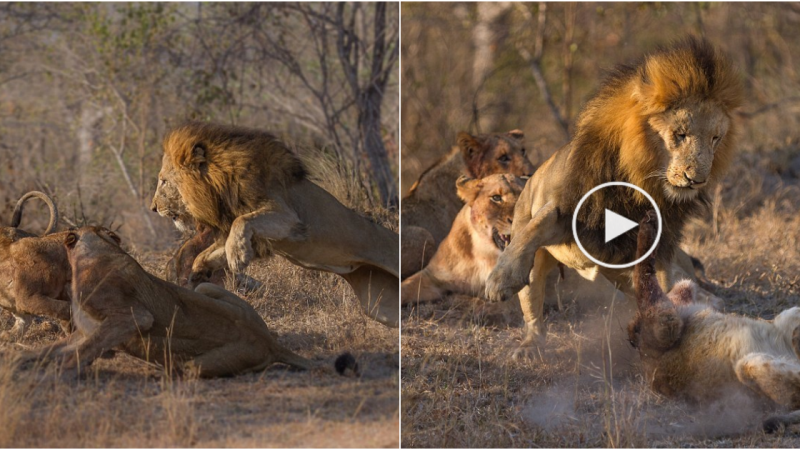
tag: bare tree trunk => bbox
[472,2,511,133]
[337,2,398,209]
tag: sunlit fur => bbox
[402,174,525,305]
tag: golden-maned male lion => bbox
[0,191,71,338]
[631,211,800,433]
[151,122,399,327]
[401,130,535,278]
[402,174,525,305]
[21,227,318,378]
[485,38,742,359]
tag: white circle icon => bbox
[571,181,662,269]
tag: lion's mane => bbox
[163,121,306,233]
[561,37,742,263]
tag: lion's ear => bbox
[457,132,486,177]
[507,129,525,140]
[65,232,78,249]
[190,144,207,170]
[106,230,122,246]
[456,175,482,204]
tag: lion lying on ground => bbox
[402,174,525,305]
[401,130,535,278]
[631,211,800,433]
[21,227,318,378]
[485,38,742,359]
[151,122,399,327]
[0,191,71,338]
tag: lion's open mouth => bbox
[492,228,511,250]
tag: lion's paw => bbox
[225,238,254,274]
[485,269,524,303]
[511,320,546,361]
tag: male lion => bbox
[402,174,525,305]
[0,191,71,338]
[21,227,316,378]
[631,211,800,433]
[401,130,535,278]
[485,38,742,359]
[151,122,399,327]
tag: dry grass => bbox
[401,145,800,447]
[0,241,399,447]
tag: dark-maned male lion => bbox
[151,122,399,327]
[485,37,742,359]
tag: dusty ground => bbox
[0,249,399,448]
[401,145,800,447]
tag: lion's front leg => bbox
[513,247,558,361]
[190,239,226,289]
[225,201,304,273]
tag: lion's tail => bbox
[11,191,58,235]
[275,348,314,371]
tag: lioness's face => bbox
[649,101,730,202]
[457,174,525,251]
[458,130,536,179]
[151,161,193,233]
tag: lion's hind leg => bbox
[343,265,399,328]
[401,269,446,306]
[735,353,800,431]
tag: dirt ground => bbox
[401,146,800,447]
[0,250,399,448]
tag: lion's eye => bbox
[712,136,721,145]
[498,154,510,163]
[675,133,687,142]
[491,195,503,203]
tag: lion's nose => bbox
[683,172,706,186]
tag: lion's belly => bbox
[546,243,595,272]
[272,242,358,275]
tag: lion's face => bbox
[150,161,194,233]
[457,174,525,251]
[458,130,536,179]
[649,101,731,202]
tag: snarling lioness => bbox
[485,38,742,358]
[0,191,71,338]
[151,122,399,327]
[402,174,525,305]
[401,130,535,278]
[21,227,315,378]
[631,211,800,433]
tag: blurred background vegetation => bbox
[0,2,399,249]
[401,2,800,194]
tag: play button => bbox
[572,181,662,269]
[604,209,639,243]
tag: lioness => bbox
[631,211,800,433]
[401,130,535,278]
[22,227,314,378]
[402,174,524,305]
[151,122,399,327]
[0,191,71,338]
[485,38,742,358]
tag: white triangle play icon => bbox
[604,209,638,243]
